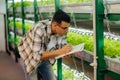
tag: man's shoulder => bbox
[35,19,51,28]
[38,19,50,24]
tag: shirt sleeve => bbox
[61,35,67,46]
[32,23,45,61]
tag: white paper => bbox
[55,43,84,59]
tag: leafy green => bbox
[10,1,33,8]
[53,63,83,80]
[9,35,21,45]
[9,0,92,8]
[9,21,32,31]
[104,38,120,57]
[67,32,120,57]
[67,32,94,52]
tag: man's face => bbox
[54,21,70,36]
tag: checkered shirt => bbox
[18,20,66,75]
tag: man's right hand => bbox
[60,45,72,54]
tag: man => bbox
[18,9,72,80]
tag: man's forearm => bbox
[41,49,64,60]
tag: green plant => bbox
[10,1,33,8]
[9,0,92,8]
[60,0,92,4]
[53,63,84,80]
[67,32,120,57]
[67,32,94,52]
[9,21,32,31]
[9,35,21,45]
[104,38,120,57]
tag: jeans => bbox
[36,60,56,80]
[21,58,39,80]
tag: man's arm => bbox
[41,45,72,60]
[32,23,72,61]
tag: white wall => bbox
[0,0,6,14]
[0,15,6,51]
[0,0,6,51]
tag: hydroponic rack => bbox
[6,0,120,80]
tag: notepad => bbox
[55,43,84,59]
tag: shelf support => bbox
[55,0,62,80]
[93,0,107,80]
[21,0,25,35]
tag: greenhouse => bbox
[0,0,120,80]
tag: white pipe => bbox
[92,0,97,80]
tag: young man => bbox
[18,9,72,80]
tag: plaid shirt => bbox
[18,20,66,75]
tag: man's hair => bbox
[52,9,70,24]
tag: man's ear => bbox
[53,22,59,28]
[51,22,57,34]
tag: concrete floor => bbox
[0,51,25,80]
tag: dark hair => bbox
[52,9,70,24]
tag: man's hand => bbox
[60,45,72,54]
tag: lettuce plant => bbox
[9,21,32,31]
[67,32,120,58]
